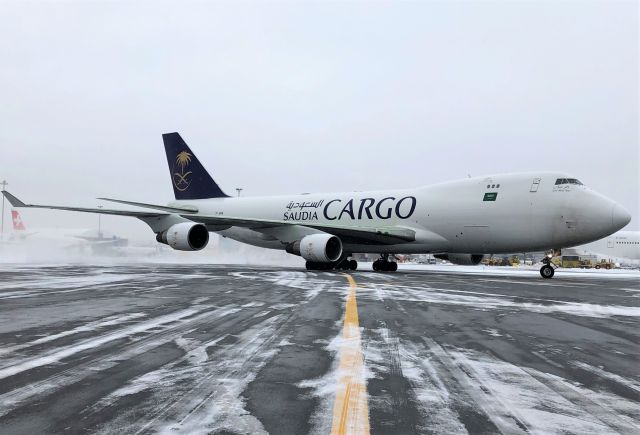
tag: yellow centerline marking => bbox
[330,274,370,435]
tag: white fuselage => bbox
[566,230,640,264]
[170,172,630,256]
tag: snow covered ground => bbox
[0,264,637,434]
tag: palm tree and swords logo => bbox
[173,151,193,191]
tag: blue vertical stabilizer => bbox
[162,132,229,200]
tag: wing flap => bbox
[97,198,198,213]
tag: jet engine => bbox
[156,222,209,251]
[435,253,485,265]
[286,234,343,263]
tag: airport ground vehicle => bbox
[552,255,616,270]
[586,259,615,270]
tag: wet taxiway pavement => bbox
[0,264,638,434]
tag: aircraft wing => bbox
[182,215,416,245]
[1,191,166,219]
[3,191,415,245]
[98,197,416,244]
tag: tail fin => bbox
[162,132,230,200]
[11,210,26,231]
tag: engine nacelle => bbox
[435,253,485,265]
[156,222,209,251]
[286,234,343,263]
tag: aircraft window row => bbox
[555,178,583,185]
[616,241,639,244]
[486,184,501,189]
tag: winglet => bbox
[1,191,27,207]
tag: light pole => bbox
[235,188,243,197]
[0,180,7,241]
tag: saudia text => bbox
[283,196,416,221]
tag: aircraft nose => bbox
[611,203,631,231]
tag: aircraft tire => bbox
[349,260,358,271]
[540,265,555,279]
[389,262,398,272]
[372,260,380,271]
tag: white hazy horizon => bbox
[0,0,637,246]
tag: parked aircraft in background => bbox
[6,210,127,252]
[11,210,25,231]
[566,230,640,266]
[2,133,631,278]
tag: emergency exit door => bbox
[530,178,541,192]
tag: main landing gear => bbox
[305,258,358,271]
[540,254,557,279]
[372,254,398,272]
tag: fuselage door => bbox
[607,239,614,248]
[530,178,541,192]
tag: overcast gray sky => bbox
[0,0,638,238]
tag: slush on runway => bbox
[0,264,638,434]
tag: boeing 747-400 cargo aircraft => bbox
[2,133,631,278]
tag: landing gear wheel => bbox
[306,261,314,271]
[372,257,397,272]
[540,264,555,279]
[349,259,358,271]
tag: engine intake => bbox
[286,234,343,263]
[156,222,209,251]
[435,253,484,265]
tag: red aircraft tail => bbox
[11,210,26,231]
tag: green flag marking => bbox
[483,192,498,201]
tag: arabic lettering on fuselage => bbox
[283,196,417,221]
[285,200,325,211]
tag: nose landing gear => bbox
[540,253,557,279]
[372,254,398,272]
[540,263,555,279]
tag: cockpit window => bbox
[555,178,583,185]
